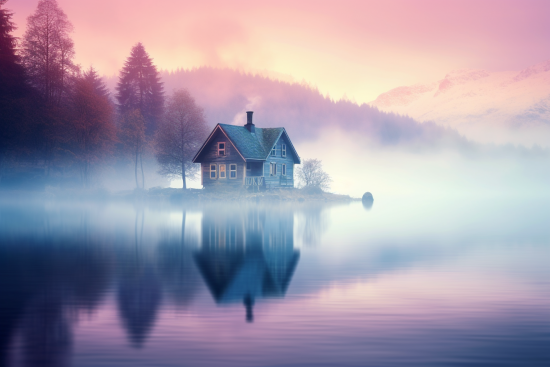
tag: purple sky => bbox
[7,0,550,102]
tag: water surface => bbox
[0,196,549,366]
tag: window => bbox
[282,164,286,176]
[219,164,226,178]
[271,146,276,156]
[270,162,277,176]
[230,164,237,179]
[210,164,217,179]
[218,142,225,156]
[282,144,286,157]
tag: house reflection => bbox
[194,205,300,322]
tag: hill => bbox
[105,68,470,151]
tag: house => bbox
[192,111,300,189]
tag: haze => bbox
[9,0,550,103]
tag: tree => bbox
[155,89,208,189]
[68,67,116,187]
[0,0,29,177]
[21,0,76,106]
[116,43,164,137]
[119,109,146,189]
[296,158,332,190]
[20,0,77,177]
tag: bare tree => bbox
[296,158,332,190]
[21,0,76,106]
[155,89,208,189]
[68,68,116,187]
[119,109,146,189]
[20,0,77,177]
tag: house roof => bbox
[192,124,301,163]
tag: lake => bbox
[0,195,549,367]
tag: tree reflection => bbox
[157,212,200,309]
[0,200,340,363]
[116,208,162,348]
[0,237,111,367]
[21,292,72,367]
[295,203,331,247]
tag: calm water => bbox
[0,196,549,367]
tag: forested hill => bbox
[106,67,469,150]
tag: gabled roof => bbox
[192,124,301,163]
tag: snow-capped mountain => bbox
[370,60,550,147]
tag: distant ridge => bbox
[370,60,550,147]
[105,67,471,150]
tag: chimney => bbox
[245,111,255,133]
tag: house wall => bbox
[263,134,296,189]
[200,129,246,189]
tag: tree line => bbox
[0,0,208,190]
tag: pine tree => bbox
[116,43,164,137]
[0,0,26,99]
[0,0,30,179]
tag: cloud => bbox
[185,18,249,67]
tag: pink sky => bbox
[8,0,550,102]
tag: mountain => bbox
[369,60,550,147]
[105,68,470,151]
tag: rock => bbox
[362,192,373,201]
[362,192,373,210]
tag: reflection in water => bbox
[362,198,373,211]
[0,237,111,367]
[117,209,163,348]
[195,205,300,322]
[0,202,310,362]
[295,203,330,246]
[157,211,201,309]
[0,202,203,363]
[117,265,162,348]
[0,199,549,366]
[21,292,72,367]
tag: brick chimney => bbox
[245,111,255,133]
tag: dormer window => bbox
[271,146,276,156]
[218,142,225,156]
[282,144,286,157]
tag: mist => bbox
[105,67,550,197]
[295,127,550,198]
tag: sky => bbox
[8,0,550,104]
